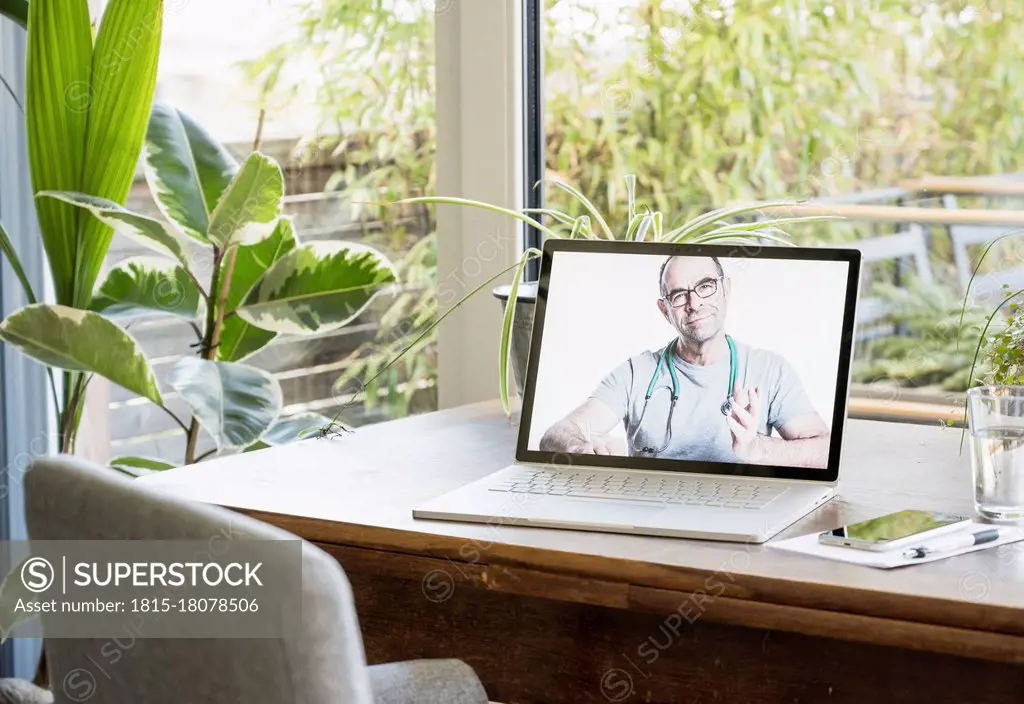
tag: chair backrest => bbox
[25,456,375,704]
[943,193,1024,300]
[838,224,932,332]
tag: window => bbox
[528,0,1024,424]
[95,0,441,462]
[0,19,47,679]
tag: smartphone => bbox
[818,509,970,551]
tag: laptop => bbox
[414,239,862,543]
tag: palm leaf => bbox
[25,0,91,305]
[0,221,36,304]
[72,0,163,307]
[0,0,28,27]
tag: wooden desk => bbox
[142,402,1024,703]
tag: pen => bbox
[902,528,1012,559]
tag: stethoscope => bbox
[628,335,738,456]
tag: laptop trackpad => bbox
[526,498,665,526]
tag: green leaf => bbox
[208,151,284,248]
[500,248,542,417]
[37,191,192,268]
[261,412,334,445]
[167,358,282,452]
[236,241,396,334]
[663,200,799,242]
[0,557,39,643]
[109,455,176,478]
[0,0,28,28]
[540,180,615,239]
[0,304,163,405]
[91,256,202,320]
[0,220,36,304]
[217,218,298,362]
[76,0,164,306]
[144,102,239,243]
[395,197,562,239]
[25,0,92,305]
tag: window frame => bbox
[0,19,49,679]
[523,0,545,281]
[434,0,525,408]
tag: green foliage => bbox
[0,0,28,28]
[109,456,176,478]
[91,257,203,320]
[386,176,818,414]
[986,299,1024,387]
[853,282,988,391]
[0,304,164,404]
[5,0,164,452]
[255,0,1024,414]
[235,241,397,334]
[167,358,283,452]
[217,218,298,362]
[5,89,395,464]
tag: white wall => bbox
[527,251,850,446]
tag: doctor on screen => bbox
[539,255,831,468]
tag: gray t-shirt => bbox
[591,340,816,462]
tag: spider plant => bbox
[354,175,837,422]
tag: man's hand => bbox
[563,435,621,455]
[726,385,762,462]
[539,398,624,455]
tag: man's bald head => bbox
[659,255,724,297]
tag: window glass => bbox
[542,0,1023,423]
[102,0,438,461]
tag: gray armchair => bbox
[25,456,489,704]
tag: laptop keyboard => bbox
[488,468,789,510]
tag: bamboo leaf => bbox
[37,192,191,268]
[236,241,395,334]
[91,256,202,320]
[144,102,240,243]
[207,151,284,249]
[167,358,282,452]
[0,304,162,405]
[0,220,36,304]
[218,218,299,362]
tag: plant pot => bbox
[492,282,538,398]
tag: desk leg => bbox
[339,567,1024,704]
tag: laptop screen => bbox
[517,241,860,482]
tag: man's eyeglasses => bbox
[662,276,723,308]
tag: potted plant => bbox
[381,175,835,416]
[1,96,396,470]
